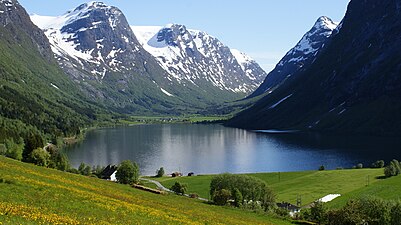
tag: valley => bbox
[0,0,400,224]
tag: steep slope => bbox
[0,0,99,140]
[132,24,267,94]
[0,156,291,224]
[249,16,338,98]
[31,2,267,114]
[228,0,401,136]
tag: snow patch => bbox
[160,88,174,97]
[50,83,60,90]
[269,94,293,109]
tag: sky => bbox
[19,0,350,73]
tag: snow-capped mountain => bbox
[250,16,338,98]
[132,24,267,94]
[30,1,268,113]
[31,1,145,81]
[228,0,401,136]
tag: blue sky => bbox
[19,0,350,72]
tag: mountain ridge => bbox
[227,0,401,136]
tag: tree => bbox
[210,173,275,210]
[356,163,363,169]
[156,167,165,178]
[116,160,139,184]
[319,165,325,171]
[371,160,385,168]
[4,138,24,161]
[23,133,44,162]
[171,182,187,195]
[52,152,70,171]
[385,159,401,177]
[78,163,91,176]
[30,148,50,167]
[213,189,231,206]
[310,201,327,225]
[233,188,243,207]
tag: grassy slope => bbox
[0,157,290,225]
[154,169,384,207]
[327,174,401,208]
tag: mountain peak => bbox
[314,16,338,31]
[72,1,109,13]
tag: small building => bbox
[277,202,301,217]
[100,165,118,182]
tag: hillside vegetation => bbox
[0,156,290,224]
[154,169,385,207]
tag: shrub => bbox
[319,165,325,171]
[156,167,165,177]
[384,159,401,178]
[233,188,243,207]
[171,182,187,195]
[116,160,140,184]
[371,160,385,168]
[356,163,363,169]
[48,152,70,171]
[23,133,44,162]
[4,138,24,161]
[210,173,275,211]
[310,201,327,224]
[78,163,92,176]
[213,189,231,206]
[30,148,50,167]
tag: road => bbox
[140,178,209,202]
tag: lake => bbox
[66,124,401,175]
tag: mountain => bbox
[132,24,267,94]
[227,0,401,136]
[31,2,267,114]
[249,16,338,98]
[0,0,99,140]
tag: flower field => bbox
[0,156,290,224]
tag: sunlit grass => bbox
[0,156,290,224]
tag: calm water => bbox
[66,124,401,175]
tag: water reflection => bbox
[66,124,401,175]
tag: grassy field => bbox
[328,174,401,208]
[153,169,385,207]
[0,156,291,225]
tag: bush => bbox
[48,152,70,171]
[310,201,327,224]
[371,160,385,168]
[213,189,231,206]
[30,148,50,167]
[116,160,140,184]
[156,167,165,177]
[78,163,92,176]
[171,182,187,195]
[356,163,363,169]
[384,159,401,178]
[233,188,243,207]
[319,165,325,171]
[210,173,275,211]
[4,138,24,161]
[23,133,44,162]
[327,197,391,225]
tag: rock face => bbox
[0,0,53,60]
[132,24,267,94]
[0,0,97,135]
[249,16,338,98]
[31,2,268,114]
[227,0,401,136]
